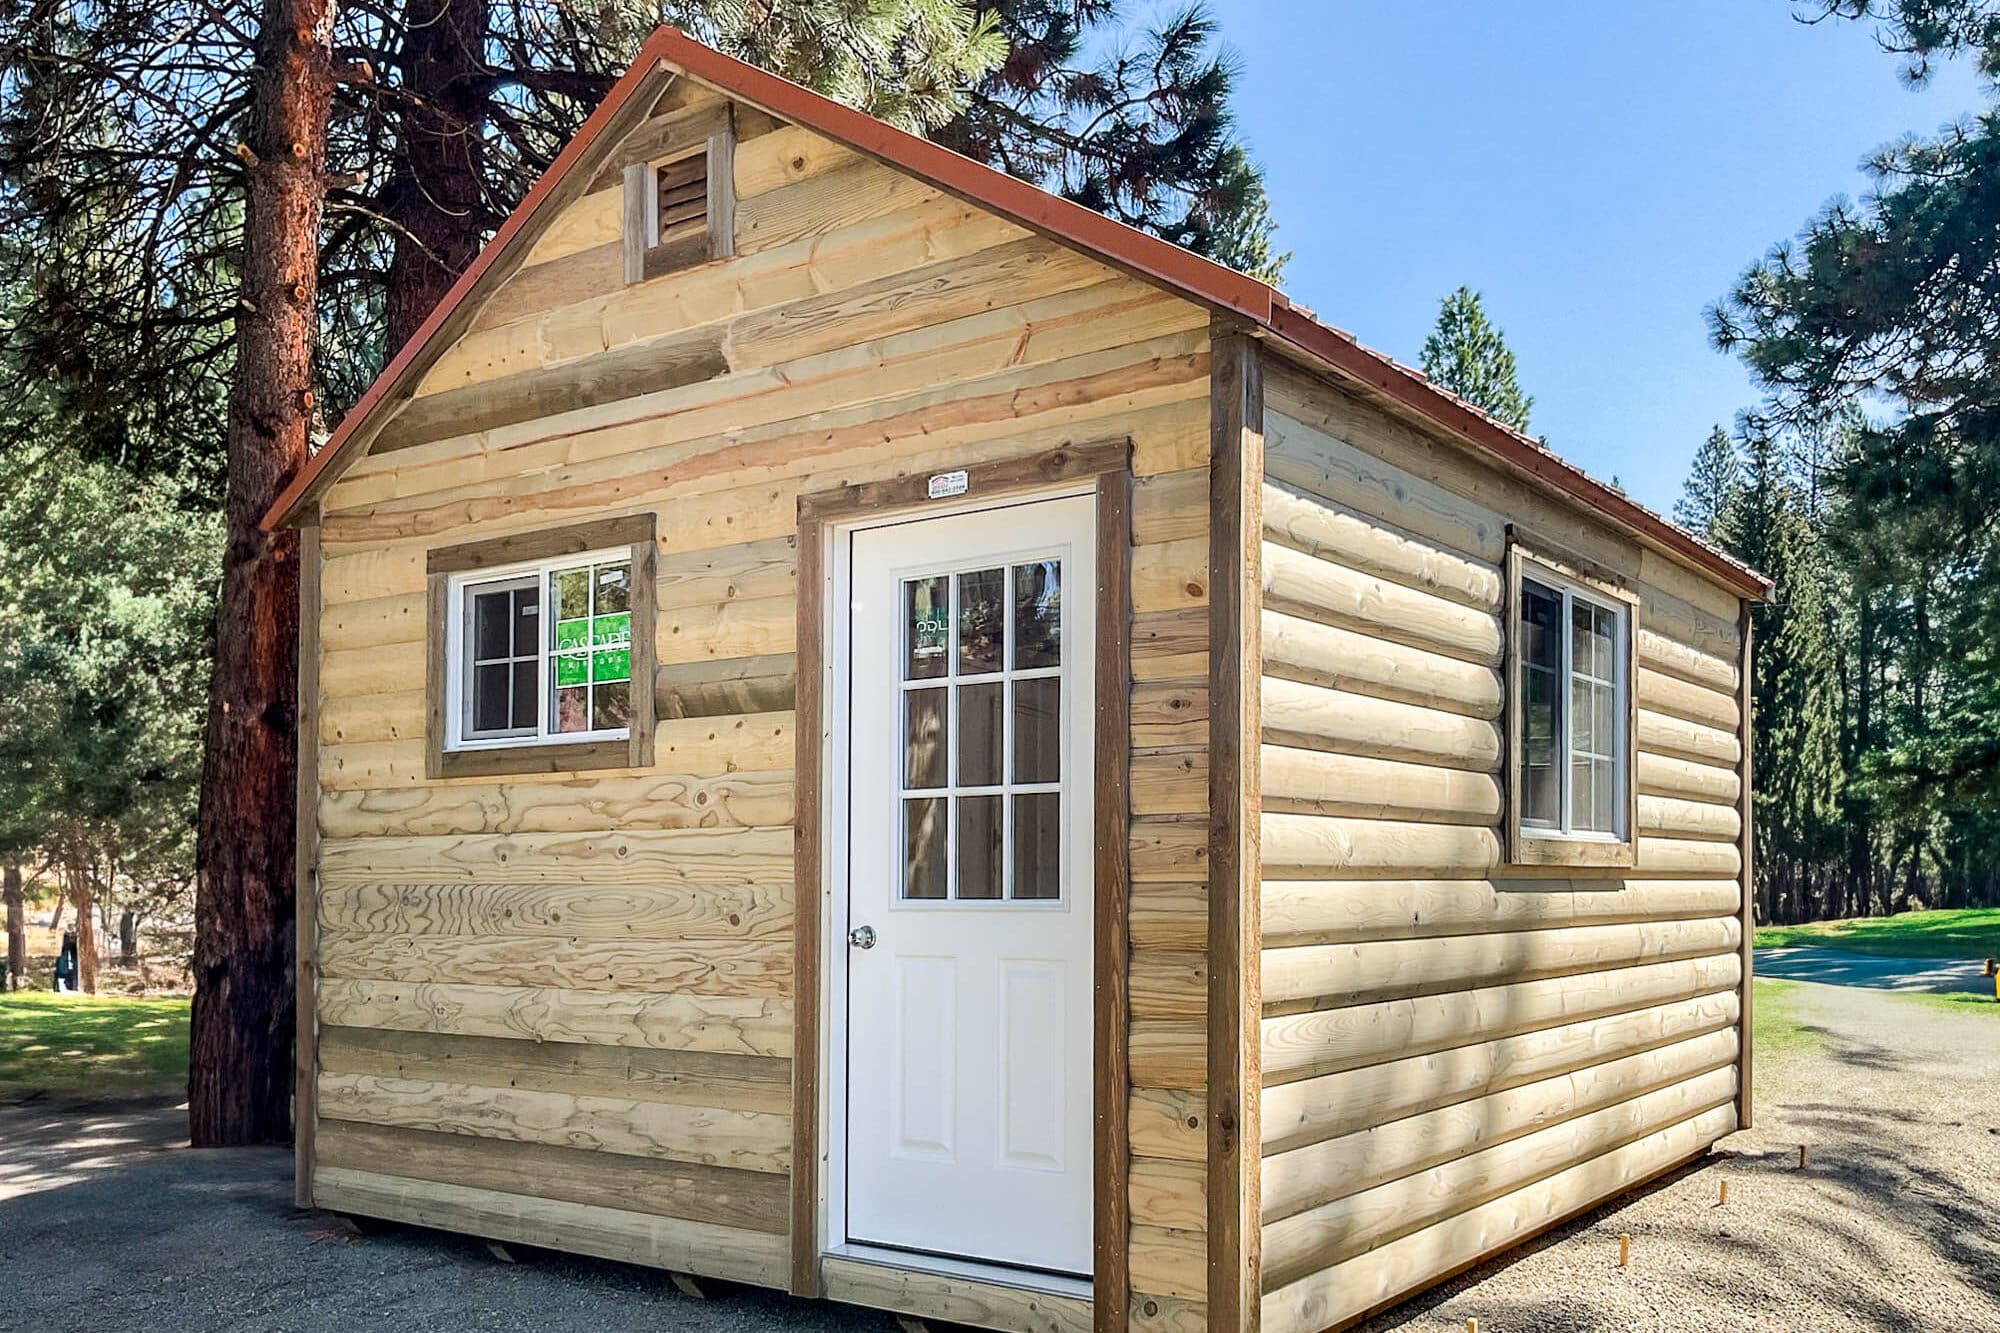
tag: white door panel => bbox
[842,494,1095,1277]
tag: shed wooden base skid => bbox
[309,1125,1733,1333]
[278,27,1761,1333]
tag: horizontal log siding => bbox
[1254,364,1747,1333]
[309,97,1209,1320]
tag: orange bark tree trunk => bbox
[3,858,23,991]
[187,0,333,1147]
[73,875,98,995]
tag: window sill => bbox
[1507,833,1637,872]
[430,737,637,780]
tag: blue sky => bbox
[1218,2,1986,513]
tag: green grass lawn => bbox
[1753,907,2000,959]
[0,992,189,1100]
[1752,978,1823,1055]
[1890,988,2000,1018]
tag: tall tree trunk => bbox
[188,0,333,1147]
[72,874,98,996]
[1847,600,1875,919]
[382,0,490,354]
[119,909,137,967]
[3,857,22,991]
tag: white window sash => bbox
[1520,565,1629,843]
[444,546,635,753]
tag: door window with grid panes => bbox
[899,558,1067,902]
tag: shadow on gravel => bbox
[0,1097,886,1333]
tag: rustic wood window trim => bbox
[1504,525,1640,871]
[788,438,1133,1327]
[622,109,735,284]
[425,514,657,779]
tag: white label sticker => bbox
[927,470,969,500]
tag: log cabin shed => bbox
[264,28,1771,1333]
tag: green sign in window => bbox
[546,558,636,734]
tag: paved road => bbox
[1755,945,1991,993]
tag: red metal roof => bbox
[263,26,1769,600]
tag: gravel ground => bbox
[1356,979,2000,1333]
[2,981,1995,1332]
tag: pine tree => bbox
[1726,426,1844,923]
[1418,287,1533,434]
[1676,425,1742,539]
[0,449,219,995]
[1715,0,2000,915]
[0,1,1016,450]
[931,2,1285,281]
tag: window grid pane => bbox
[1567,598,1620,835]
[549,558,633,735]
[456,553,636,750]
[899,558,1064,903]
[466,580,541,740]
[1518,580,1563,828]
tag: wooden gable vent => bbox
[621,110,736,284]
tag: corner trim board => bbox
[1736,603,1755,1129]
[294,518,322,1208]
[1206,325,1264,1331]
[1092,467,1134,1333]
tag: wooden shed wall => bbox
[1252,361,1747,1333]
[301,83,1218,1327]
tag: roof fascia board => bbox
[262,43,681,530]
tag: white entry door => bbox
[841,493,1096,1277]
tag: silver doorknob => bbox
[848,925,877,950]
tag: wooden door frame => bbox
[792,439,1133,1331]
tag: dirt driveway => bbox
[3,982,1995,1332]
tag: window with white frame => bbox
[1507,544,1637,867]
[448,551,636,750]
